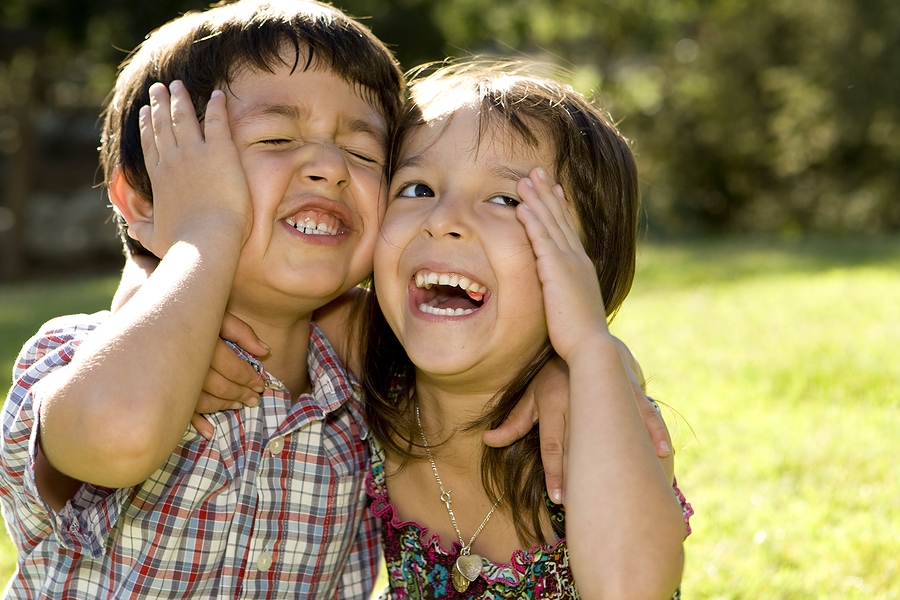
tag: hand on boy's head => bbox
[483,358,569,504]
[128,81,252,257]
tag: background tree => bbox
[1,0,897,280]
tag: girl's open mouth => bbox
[412,269,488,316]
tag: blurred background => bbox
[0,0,898,598]
[1,0,899,279]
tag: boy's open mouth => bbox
[412,269,488,316]
[285,211,344,236]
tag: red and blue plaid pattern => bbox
[1,313,380,599]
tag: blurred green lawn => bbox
[1,237,898,598]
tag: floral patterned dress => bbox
[367,441,693,599]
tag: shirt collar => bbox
[225,322,368,439]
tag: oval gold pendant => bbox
[452,554,483,592]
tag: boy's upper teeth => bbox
[414,269,487,296]
[285,216,338,236]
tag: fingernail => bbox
[659,441,671,455]
[170,80,182,92]
[550,488,562,504]
[537,168,548,181]
[522,178,534,188]
[210,89,223,99]
[259,341,271,353]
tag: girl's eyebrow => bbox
[489,165,531,184]
[392,152,429,174]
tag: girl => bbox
[362,62,692,599]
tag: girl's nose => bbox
[421,195,469,240]
[297,141,350,188]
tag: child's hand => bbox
[483,349,674,502]
[515,167,609,362]
[130,81,252,256]
[190,312,269,440]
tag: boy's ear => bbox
[109,167,153,234]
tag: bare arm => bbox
[517,169,684,600]
[36,82,251,491]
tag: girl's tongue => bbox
[418,284,484,312]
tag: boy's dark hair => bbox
[100,0,404,256]
[362,60,640,547]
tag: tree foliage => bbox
[1,0,897,254]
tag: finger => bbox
[634,382,672,458]
[195,390,244,414]
[538,399,567,505]
[532,168,571,237]
[203,89,232,142]
[139,105,159,168]
[220,311,270,358]
[190,413,214,441]
[517,176,569,251]
[203,367,260,407]
[482,397,537,448]
[168,80,203,143]
[148,82,177,150]
[552,183,582,250]
[212,338,266,393]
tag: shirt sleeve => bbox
[0,312,131,559]
[333,499,382,600]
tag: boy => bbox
[0,1,403,597]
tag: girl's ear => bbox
[108,167,153,231]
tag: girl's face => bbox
[374,106,554,390]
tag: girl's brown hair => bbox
[362,60,639,546]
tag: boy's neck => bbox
[234,311,316,400]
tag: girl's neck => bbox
[413,373,500,464]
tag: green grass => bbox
[609,237,900,599]
[1,237,898,597]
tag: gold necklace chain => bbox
[415,404,505,592]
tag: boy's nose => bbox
[298,141,350,188]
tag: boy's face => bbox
[224,59,388,314]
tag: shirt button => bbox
[267,436,285,455]
[257,551,273,571]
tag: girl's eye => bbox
[488,195,520,208]
[398,183,434,198]
[259,138,291,146]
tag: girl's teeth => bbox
[413,270,488,297]
[418,303,476,316]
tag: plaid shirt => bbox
[0,312,380,599]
